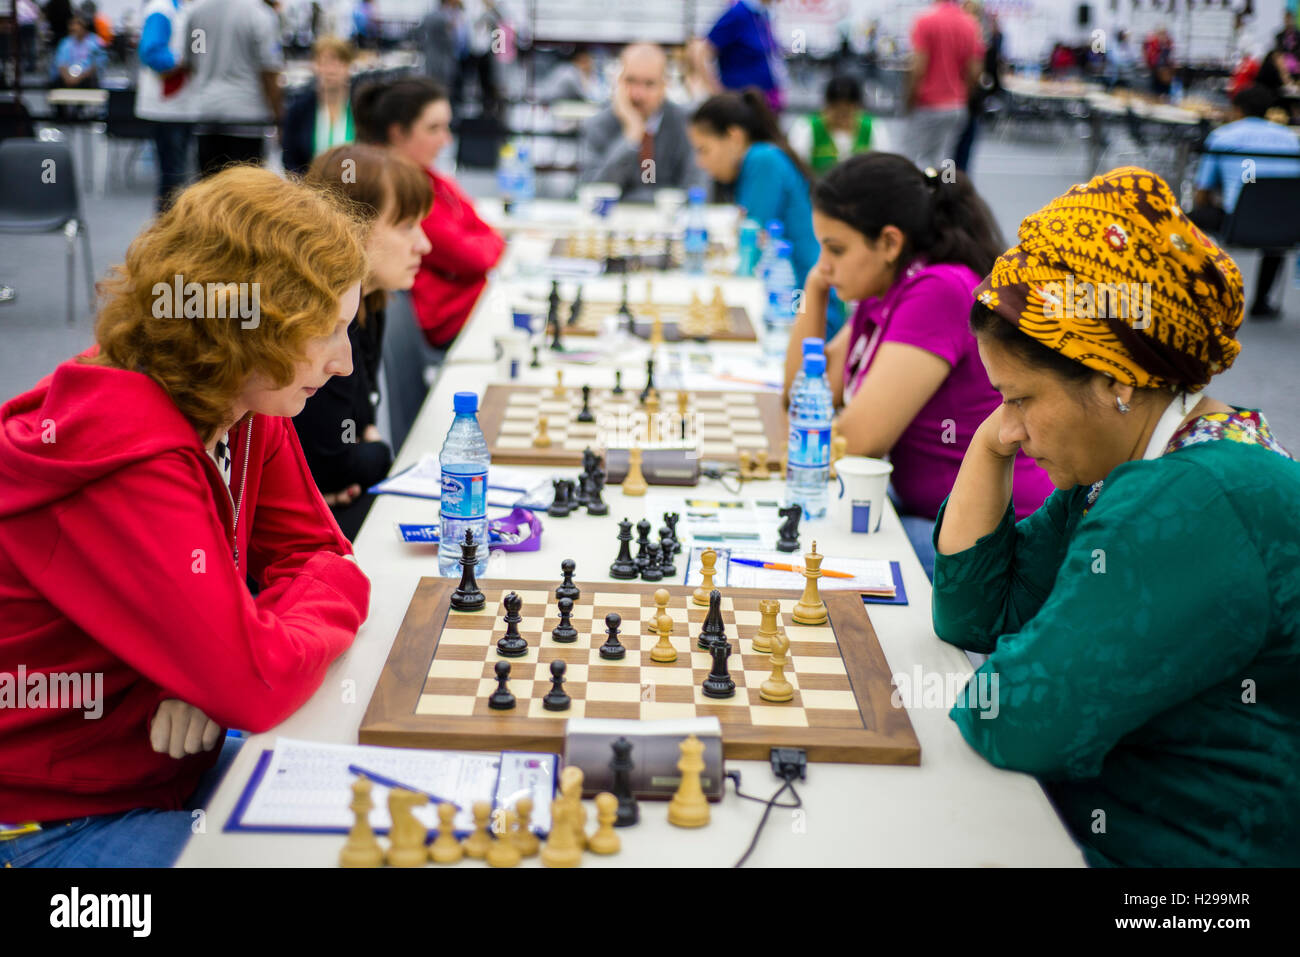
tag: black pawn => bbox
[497,591,528,657]
[556,559,580,603]
[551,596,578,642]
[610,737,639,827]
[449,528,486,611]
[698,589,726,649]
[599,612,626,660]
[586,468,609,516]
[640,358,656,404]
[488,660,517,709]
[548,281,563,351]
[640,542,663,582]
[609,518,639,580]
[567,285,584,327]
[577,384,595,423]
[576,470,592,508]
[612,370,624,395]
[547,478,569,518]
[657,529,677,577]
[701,640,735,699]
[529,344,541,368]
[543,660,571,711]
[664,512,682,555]
[634,518,653,572]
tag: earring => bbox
[1116,396,1131,414]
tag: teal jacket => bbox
[932,415,1300,866]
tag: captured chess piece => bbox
[385,788,429,868]
[664,512,682,554]
[623,446,648,496]
[599,612,626,660]
[496,592,528,658]
[667,734,710,828]
[752,598,780,655]
[559,765,587,850]
[759,626,795,703]
[610,737,639,827]
[488,660,517,708]
[547,478,569,518]
[587,793,621,855]
[698,588,726,649]
[650,588,677,663]
[701,638,735,698]
[512,797,540,857]
[533,415,552,449]
[634,518,653,572]
[541,799,581,868]
[609,517,639,580]
[641,542,663,582]
[429,801,463,864]
[792,540,829,625]
[486,809,522,868]
[693,548,717,606]
[339,777,384,868]
[776,503,802,553]
[657,529,677,578]
[586,466,609,516]
[449,529,486,611]
[543,659,571,710]
[463,800,493,858]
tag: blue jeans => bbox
[889,486,936,582]
[0,734,243,868]
[151,121,192,211]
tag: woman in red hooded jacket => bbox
[0,166,372,866]
[354,76,506,350]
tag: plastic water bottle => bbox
[786,353,833,521]
[438,391,491,578]
[1169,77,1184,104]
[756,220,784,282]
[496,143,518,213]
[514,142,536,214]
[762,240,797,358]
[789,337,825,398]
[737,218,761,276]
[684,186,709,275]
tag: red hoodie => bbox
[0,354,370,822]
[410,168,506,348]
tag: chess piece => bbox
[738,450,753,479]
[553,369,565,398]
[623,446,648,496]
[540,800,581,868]
[533,415,552,449]
[429,801,463,864]
[752,598,780,655]
[556,558,580,603]
[701,639,735,698]
[557,478,577,515]
[586,466,609,516]
[577,384,595,423]
[650,588,676,663]
[486,809,523,868]
[649,307,664,348]
[512,797,540,857]
[792,541,829,625]
[567,285,584,327]
[488,660,517,708]
[449,529,486,611]
[496,593,528,658]
[709,285,728,332]
[640,358,656,404]
[612,369,624,395]
[609,517,639,579]
[543,659,572,710]
[753,449,770,478]
[588,793,621,854]
[698,589,726,649]
[830,435,848,480]
[560,765,587,850]
[609,737,639,827]
[462,800,493,858]
[664,512,681,554]
[599,612,626,660]
[640,542,663,582]
[549,288,564,352]
[693,548,717,606]
[339,777,384,868]
[634,518,652,572]
[552,596,579,642]
[547,478,569,518]
[759,627,795,703]
[776,503,802,553]
[645,390,661,443]
[529,344,541,368]
[385,788,429,868]
[576,470,592,509]
[667,734,710,828]
[657,530,677,578]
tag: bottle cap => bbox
[453,391,479,414]
[766,220,784,239]
[774,240,792,257]
[803,353,826,377]
[688,186,706,203]
[801,337,824,356]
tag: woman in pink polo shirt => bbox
[784,152,1053,578]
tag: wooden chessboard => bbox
[550,235,729,271]
[549,297,757,343]
[477,384,786,469]
[359,579,921,765]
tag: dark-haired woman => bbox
[296,144,433,540]
[354,76,506,350]
[787,75,890,177]
[934,167,1300,867]
[785,152,1052,577]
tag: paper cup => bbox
[578,182,620,218]
[494,330,529,380]
[831,457,894,534]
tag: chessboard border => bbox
[477,385,789,470]
[359,578,921,766]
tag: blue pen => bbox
[347,764,458,808]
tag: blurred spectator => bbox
[44,0,74,47]
[184,0,285,177]
[282,36,357,175]
[1254,35,1296,94]
[14,0,40,73]
[953,4,1000,173]
[417,0,459,88]
[458,0,505,115]
[538,46,602,103]
[136,0,195,211]
[787,75,890,176]
[49,14,106,88]
[579,43,707,201]
[706,0,788,113]
[679,36,720,107]
[904,0,983,172]
[1105,29,1138,90]
[1144,27,1174,96]
[1191,84,1300,320]
[1048,42,1076,76]
[350,0,377,51]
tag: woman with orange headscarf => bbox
[933,167,1300,867]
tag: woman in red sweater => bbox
[354,76,506,349]
[0,167,372,866]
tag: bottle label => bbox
[440,468,488,520]
[788,426,831,468]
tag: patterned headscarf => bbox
[973,167,1244,392]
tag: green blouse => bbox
[931,410,1300,867]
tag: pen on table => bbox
[347,765,457,807]
[728,557,855,579]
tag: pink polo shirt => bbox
[911,0,984,110]
[843,259,1054,521]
